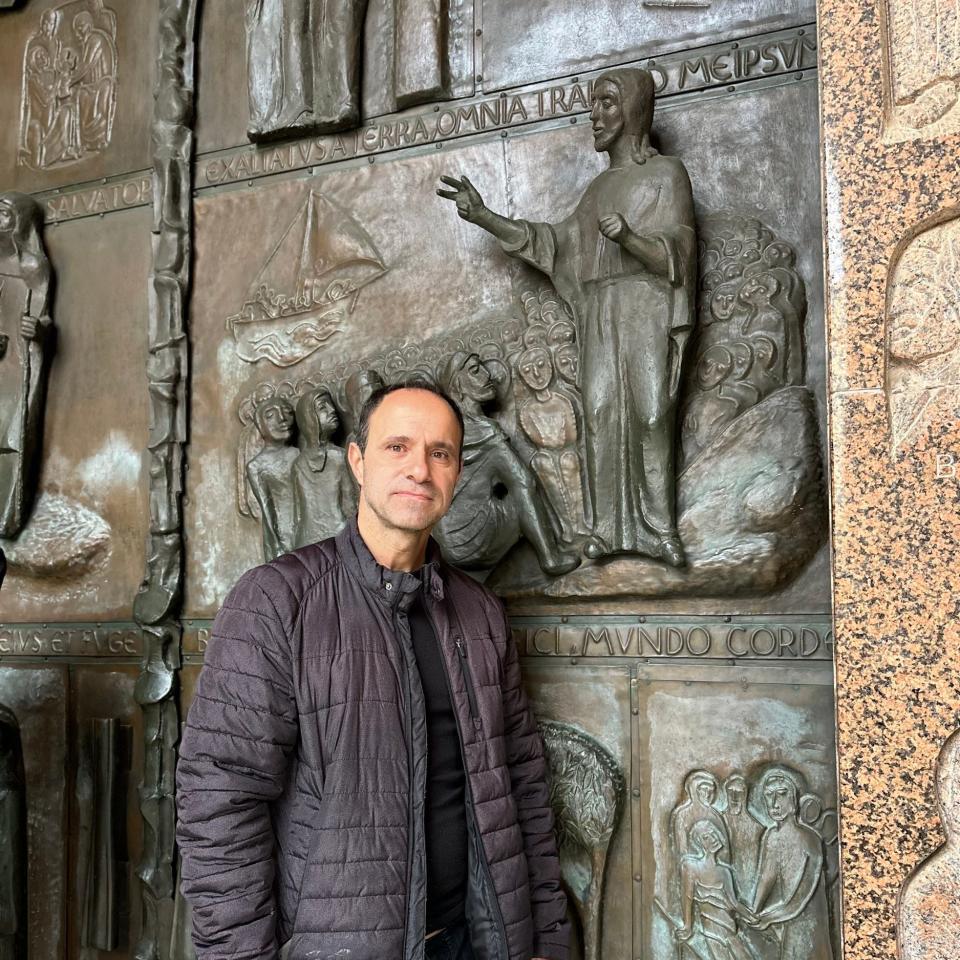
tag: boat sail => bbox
[227,191,387,367]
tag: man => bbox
[438,68,696,567]
[176,382,569,960]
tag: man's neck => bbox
[356,503,431,572]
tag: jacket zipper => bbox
[439,627,508,959]
[394,606,418,960]
[455,638,483,732]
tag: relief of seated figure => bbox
[515,346,588,544]
[435,351,579,577]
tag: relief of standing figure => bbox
[747,768,834,960]
[515,345,588,543]
[0,192,54,539]
[438,67,696,567]
[291,386,357,548]
[246,396,299,560]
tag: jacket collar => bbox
[336,516,446,605]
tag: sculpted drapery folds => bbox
[438,68,697,567]
[0,192,54,540]
[244,0,450,139]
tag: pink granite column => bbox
[818,0,960,956]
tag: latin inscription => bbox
[516,621,834,660]
[0,624,143,657]
[183,621,831,660]
[43,173,152,223]
[201,29,816,189]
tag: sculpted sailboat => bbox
[227,190,387,367]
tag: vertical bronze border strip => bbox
[133,0,198,956]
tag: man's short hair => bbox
[354,380,465,458]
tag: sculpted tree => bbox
[439,68,696,567]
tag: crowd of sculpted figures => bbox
[237,292,588,575]
[238,208,809,582]
[18,3,118,170]
[658,765,839,960]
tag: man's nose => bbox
[406,449,431,482]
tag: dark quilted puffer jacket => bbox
[176,520,569,960]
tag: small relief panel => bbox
[0,207,150,622]
[0,0,154,192]
[540,719,626,960]
[0,665,68,960]
[521,661,633,960]
[18,0,117,171]
[886,214,960,455]
[69,666,140,958]
[480,0,813,92]
[636,667,840,960]
[883,0,960,139]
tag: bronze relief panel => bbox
[0,207,150,622]
[184,76,827,616]
[635,664,839,960]
[480,0,814,92]
[0,0,156,193]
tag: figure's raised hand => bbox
[599,213,629,243]
[437,175,486,223]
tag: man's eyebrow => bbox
[382,435,412,445]
[430,440,457,453]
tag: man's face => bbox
[590,79,625,153]
[455,355,496,403]
[348,389,462,535]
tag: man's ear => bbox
[347,441,364,486]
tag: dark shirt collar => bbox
[336,516,446,605]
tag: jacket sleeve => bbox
[497,603,570,960]
[175,569,299,960]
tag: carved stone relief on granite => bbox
[18,0,118,170]
[0,191,54,540]
[898,728,960,960]
[245,0,453,139]
[883,0,960,137]
[226,190,387,367]
[540,720,624,960]
[886,215,960,454]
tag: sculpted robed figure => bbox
[439,68,696,566]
